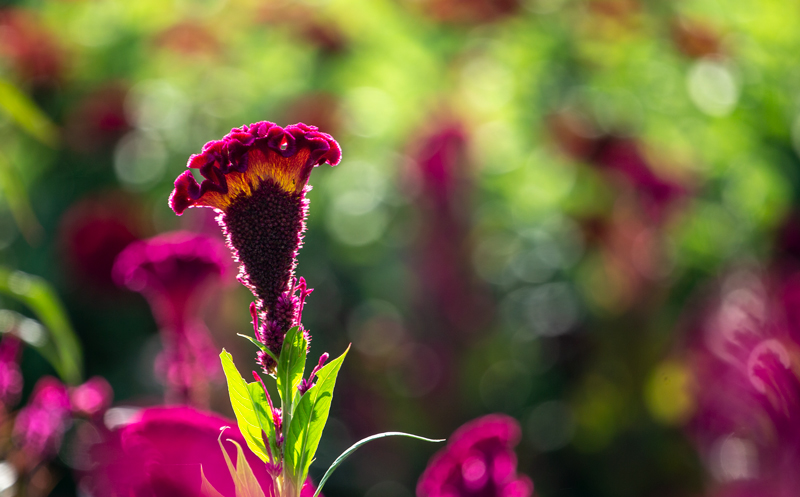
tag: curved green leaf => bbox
[285,345,349,487]
[217,429,268,497]
[276,326,307,413]
[220,350,275,463]
[0,268,82,384]
[0,78,59,147]
[314,432,445,497]
[237,333,278,364]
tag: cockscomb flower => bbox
[114,231,229,405]
[169,122,341,371]
[417,414,534,497]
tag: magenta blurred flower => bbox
[13,376,71,461]
[417,414,534,497]
[685,268,800,495]
[70,376,113,419]
[549,111,686,225]
[114,231,228,328]
[169,122,341,372]
[0,8,65,88]
[408,121,491,336]
[59,193,145,293]
[0,334,23,410]
[63,83,131,153]
[86,406,322,497]
[114,231,229,405]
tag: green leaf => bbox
[276,326,307,413]
[220,350,273,463]
[246,381,278,460]
[0,268,82,384]
[200,466,226,497]
[0,78,59,147]
[285,345,349,486]
[0,152,43,244]
[217,429,268,497]
[237,333,278,364]
[313,432,445,497]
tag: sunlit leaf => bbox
[220,349,272,463]
[200,466,226,497]
[237,333,278,364]
[247,381,278,461]
[285,345,349,487]
[217,428,268,497]
[276,326,307,413]
[314,432,445,497]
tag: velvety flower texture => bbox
[13,376,71,461]
[114,231,228,404]
[169,122,341,371]
[86,406,321,497]
[418,414,534,497]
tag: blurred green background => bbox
[1,0,799,495]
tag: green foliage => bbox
[285,346,349,488]
[0,78,59,147]
[220,349,275,464]
[203,429,267,497]
[314,432,445,497]
[238,333,278,364]
[0,268,82,384]
[276,326,308,413]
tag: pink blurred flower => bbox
[407,120,492,336]
[13,376,71,462]
[549,111,687,225]
[0,334,23,410]
[684,267,800,496]
[59,193,145,293]
[0,8,65,88]
[63,83,131,153]
[86,406,321,497]
[417,414,534,497]
[114,231,229,405]
[70,376,113,419]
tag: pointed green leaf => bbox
[217,429,268,497]
[313,432,445,497]
[285,345,349,486]
[237,333,278,364]
[276,326,307,412]
[220,350,272,463]
[200,466,226,497]
[230,438,267,497]
[0,268,82,384]
[0,78,59,147]
[246,381,278,460]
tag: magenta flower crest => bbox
[418,414,534,497]
[169,122,341,371]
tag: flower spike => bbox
[169,122,341,373]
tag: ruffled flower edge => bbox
[170,122,341,215]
